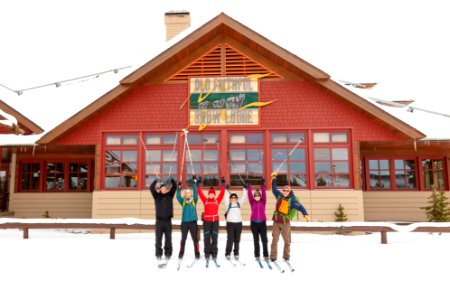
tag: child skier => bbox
[176,176,200,260]
[150,177,177,261]
[247,178,269,261]
[270,172,309,262]
[224,182,247,260]
[198,177,226,261]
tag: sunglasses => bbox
[282,189,289,192]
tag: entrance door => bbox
[0,169,8,212]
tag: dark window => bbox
[45,162,65,192]
[20,162,41,191]
[422,159,445,190]
[394,159,417,189]
[368,159,390,189]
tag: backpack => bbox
[274,195,301,223]
[224,202,240,219]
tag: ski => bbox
[212,258,221,268]
[256,258,264,269]
[177,258,183,271]
[272,261,285,273]
[284,260,295,272]
[226,256,236,267]
[234,257,246,267]
[187,258,200,269]
[205,258,210,268]
[264,258,273,270]
[158,257,170,269]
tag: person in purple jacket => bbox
[247,177,269,261]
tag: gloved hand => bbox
[192,175,197,183]
[261,178,265,186]
[197,176,202,187]
[221,176,226,187]
[303,215,310,222]
[271,172,277,179]
[244,179,249,189]
[155,176,161,182]
[225,184,230,191]
[177,181,182,189]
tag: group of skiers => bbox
[150,172,309,265]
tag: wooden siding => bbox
[363,191,450,222]
[9,193,92,218]
[92,189,364,221]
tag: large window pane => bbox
[230,149,245,161]
[314,149,330,160]
[332,148,348,160]
[271,133,287,143]
[313,133,330,143]
[272,149,288,160]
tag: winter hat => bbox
[208,187,216,196]
[229,193,238,199]
[159,182,167,188]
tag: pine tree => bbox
[421,186,450,222]
[335,204,348,222]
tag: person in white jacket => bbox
[224,183,248,259]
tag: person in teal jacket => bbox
[176,176,200,259]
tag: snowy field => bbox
[1,228,449,300]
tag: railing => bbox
[0,219,448,244]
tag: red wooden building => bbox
[2,13,449,221]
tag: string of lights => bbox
[0,65,132,96]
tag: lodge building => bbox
[1,12,449,222]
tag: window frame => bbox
[312,130,353,189]
[270,132,308,188]
[103,133,139,190]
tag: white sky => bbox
[1,0,450,138]
[1,228,449,300]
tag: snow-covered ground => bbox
[1,227,448,300]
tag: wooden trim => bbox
[0,99,44,134]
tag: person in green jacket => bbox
[176,176,200,259]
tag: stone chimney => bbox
[165,10,191,41]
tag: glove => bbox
[243,179,249,189]
[197,176,202,187]
[192,175,197,183]
[220,176,226,187]
[177,181,182,189]
[261,178,265,186]
[303,215,310,222]
[271,172,277,179]
[155,176,161,182]
[225,184,230,191]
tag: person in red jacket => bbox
[198,176,226,261]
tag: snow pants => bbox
[203,220,219,259]
[270,221,291,260]
[250,221,269,258]
[179,221,200,258]
[155,218,173,258]
[225,222,243,256]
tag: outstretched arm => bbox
[247,184,255,204]
[150,178,159,199]
[197,186,207,204]
[168,178,177,198]
[176,186,183,205]
[239,188,248,206]
[272,176,280,199]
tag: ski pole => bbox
[183,129,196,176]
[275,138,304,174]
[180,129,187,182]
[167,132,179,178]
[227,151,246,185]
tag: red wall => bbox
[56,81,404,145]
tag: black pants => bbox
[250,221,269,258]
[179,221,199,257]
[225,222,243,256]
[155,218,172,258]
[203,221,219,259]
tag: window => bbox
[422,159,445,190]
[229,133,263,186]
[368,159,390,189]
[19,162,41,192]
[45,162,65,192]
[144,133,178,188]
[104,134,138,189]
[394,159,417,189]
[271,132,307,187]
[313,131,350,188]
[183,132,219,187]
[69,163,89,191]
[18,160,91,192]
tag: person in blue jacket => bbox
[270,172,309,262]
[176,176,200,259]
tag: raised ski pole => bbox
[167,132,179,178]
[275,138,304,174]
[139,134,159,178]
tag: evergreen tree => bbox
[335,204,348,222]
[421,186,450,222]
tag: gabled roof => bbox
[37,13,424,144]
[0,99,44,135]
